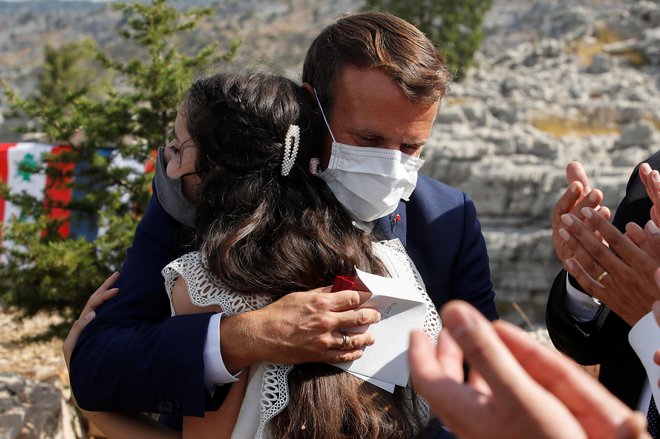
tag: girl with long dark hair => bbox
[66,71,440,439]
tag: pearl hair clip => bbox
[281,124,300,177]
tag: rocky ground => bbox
[0,310,66,383]
[0,309,84,439]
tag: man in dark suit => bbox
[69,11,498,429]
[546,152,660,411]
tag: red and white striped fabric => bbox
[0,142,73,244]
[1,143,156,249]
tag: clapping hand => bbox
[410,301,649,439]
[552,161,610,266]
[559,162,660,326]
[639,163,660,226]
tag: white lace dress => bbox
[162,239,441,439]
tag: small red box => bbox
[331,275,369,292]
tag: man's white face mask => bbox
[313,89,424,223]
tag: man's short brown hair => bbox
[302,11,452,110]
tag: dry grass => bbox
[531,115,621,137]
[532,114,660,138]
[616,49,649,66]
[570,40,608,67]
[647,117,660,131]
[568,24,648,67]
[593,25,624,45]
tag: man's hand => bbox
[560,208,660,326]
[639,163,660,226]
[220,286,380,373]
[410,301,649,439]
[63,272,120,370]
[552,161,609,264]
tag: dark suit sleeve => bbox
[545,270,609,364]
[451,193,499,321]
[69,190,217,417]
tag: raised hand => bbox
[639,163,660,226]
[560,208,660,325]
[552,162,610,265]
[410,301,649,439]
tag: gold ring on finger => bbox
[596,271,609,282]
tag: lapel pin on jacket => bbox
[390,213,401,233]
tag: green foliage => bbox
[39,39,111,108]
[364,0,493,80]
[0,0,237,327]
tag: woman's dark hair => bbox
[181,71,424,438]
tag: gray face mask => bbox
[153,146,198,229]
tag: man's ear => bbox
[301,82,314,97]
[301,83,321,114]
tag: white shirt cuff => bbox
[564,273,603,322]
[629,311,660,412]
[204,313,240,391]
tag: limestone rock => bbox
[641,28,660,65]
[462,102,492,127]
[611,146,655,167]
[540,7,593,41]
[587,54,614,74]
[436,105,467,125]
[0,373,79,439]
[605,11,647,40]
[615,120,656,148]
[421,0,660,322]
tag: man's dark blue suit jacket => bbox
[70,175,498,418]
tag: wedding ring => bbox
[597,271,609,282]
[341,332,350,350]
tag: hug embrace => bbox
[65,10,496,439]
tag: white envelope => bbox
[332,268,428,392]
[346,370,395,393]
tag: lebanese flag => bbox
[1,143,156,254]
[0,143,73,244]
